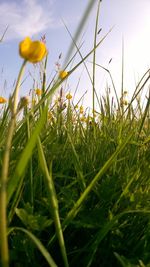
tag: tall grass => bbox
[1,1,150,267]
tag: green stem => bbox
[93,0,101,119]
[12,60,27,115]
[37,137,69,267]
[121,37,124,115]
[0,59,27,267]
[26,108,34,210]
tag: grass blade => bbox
[7,107,47,203]
[63,132,133,227]
[8,227,57,267]
[37,137,69,267]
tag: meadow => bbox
[0,1,150,267]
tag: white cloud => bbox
[0,0,57,40]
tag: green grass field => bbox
[1,1,150,267]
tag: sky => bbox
[0,0,150,109]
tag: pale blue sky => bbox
[1,0,150,108]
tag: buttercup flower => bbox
[0,96,7,104]
[35,89,42,96]
[79,105,84,114]
[48,111,53,121]
[59,70,68,79]
[66,93,72,100]
[19,37,47,63]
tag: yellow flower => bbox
[48,111,53,121]
[35,88,42,96]
[79,105,84,114]
[0,96,7,104]
[19,37,47,63]
[59,70,68,79]
[66,93,72,100]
